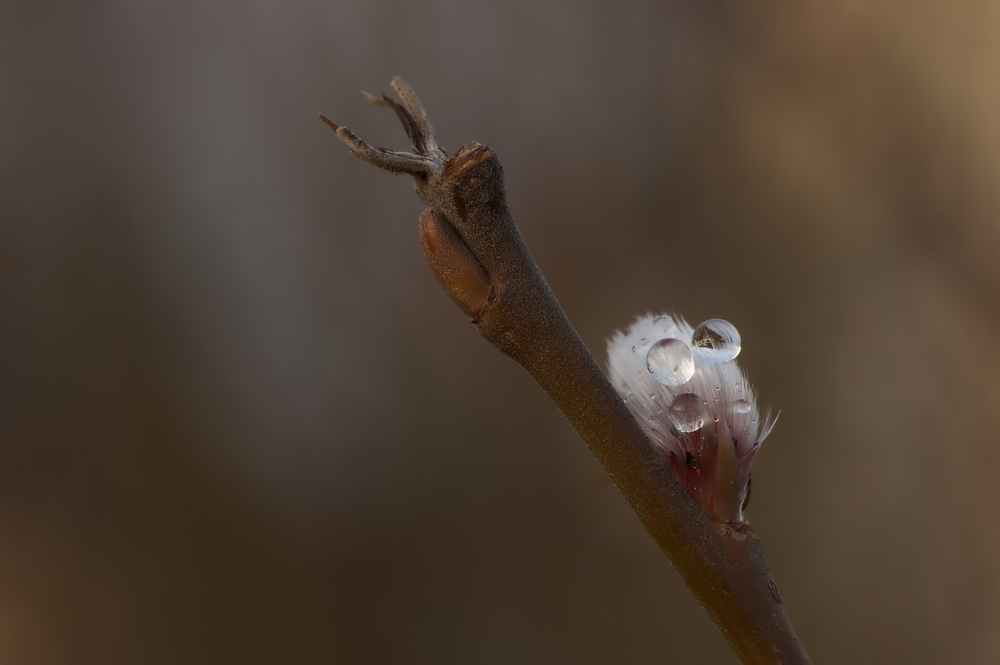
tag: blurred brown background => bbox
[2,1,999,663]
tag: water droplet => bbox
[733,399,752,414]
[667,393,708,433]
[645,338,695,386]
[692,319,742,363]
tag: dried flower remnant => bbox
[607,314,775,523]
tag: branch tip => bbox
[319,113,340,132]
[321,78,447,175]
[322,76,811,665]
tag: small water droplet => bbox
[733,399,752,414]
[667,393,708,433]
[692,319,742,363]
[646,338,695,386]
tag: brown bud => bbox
[418,209,490,319]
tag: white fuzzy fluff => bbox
[606,313,775,521]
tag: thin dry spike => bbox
[390,77,444,160]
[319,113,340,131]
[320,116,440,176]
[370,92,427,155]
[360,89,428,153]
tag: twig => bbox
[321,78,811,665]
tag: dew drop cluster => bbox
[644,318,745,433]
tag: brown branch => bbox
[321,78,811,665]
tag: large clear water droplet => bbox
[733,399,752,415]
[646,338,695,386]
[667,393,708,433]
[692,319,742,363]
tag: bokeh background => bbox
[3,1,999,662]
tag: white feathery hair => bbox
[606,313,775,521]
